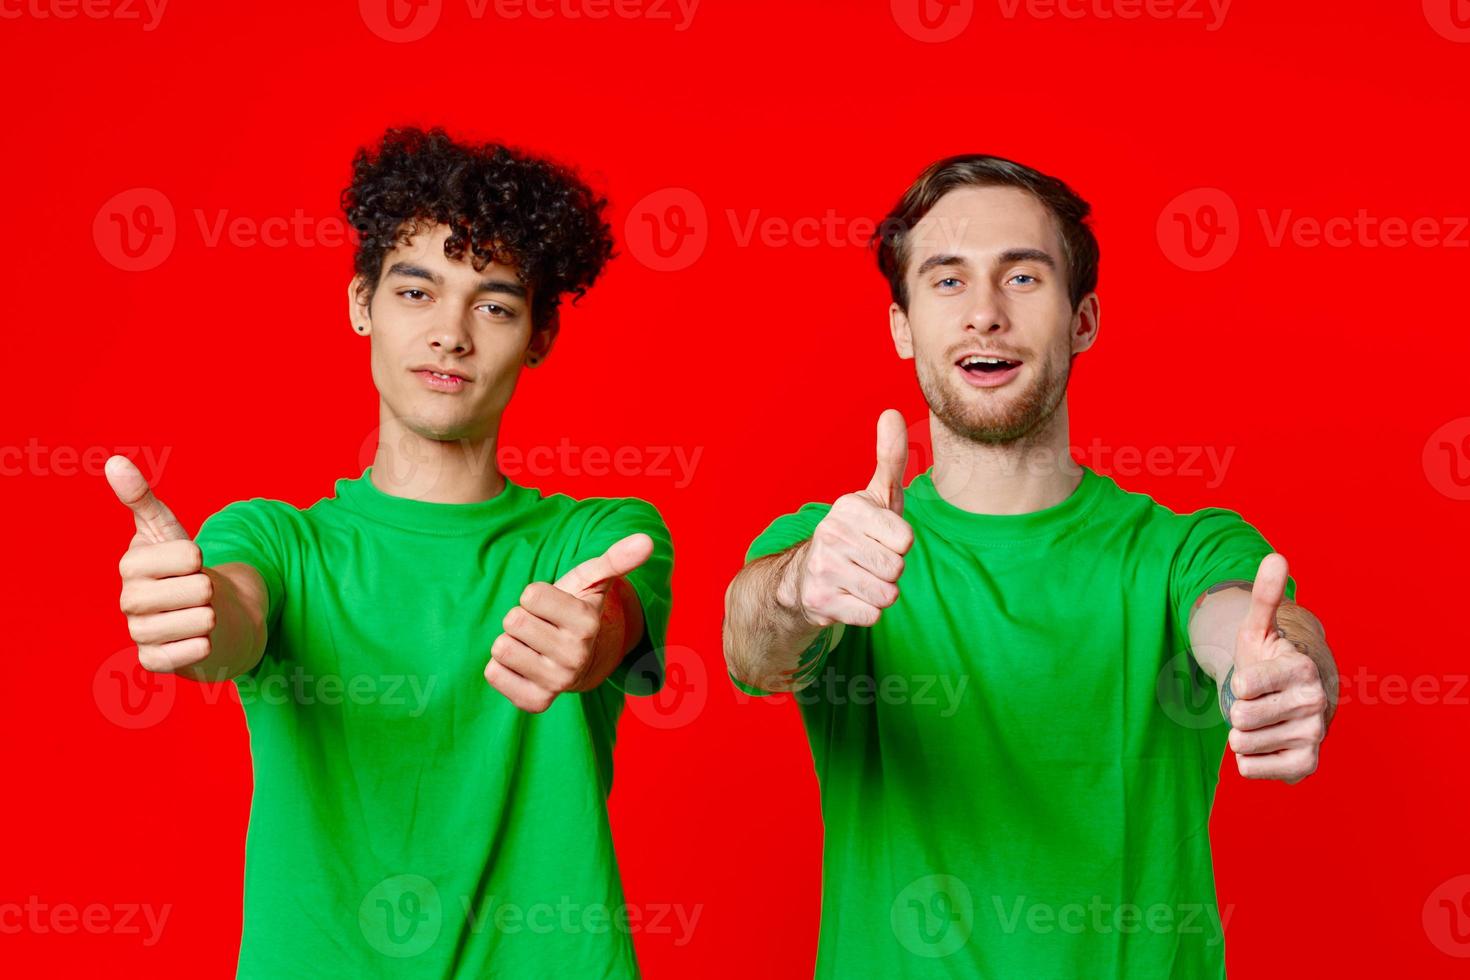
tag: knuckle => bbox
[180,541,204,572]
[198,605,217,634]
[197,573,215,606]
[1299,686,1327,713]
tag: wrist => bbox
[773,542,809,618]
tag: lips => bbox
[414,369,468,392]
[955,353,1023,388]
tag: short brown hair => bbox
[871,154,1099,312]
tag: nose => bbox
[428,315,472,356]
[963,281,1010,335]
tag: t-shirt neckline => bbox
[904,464,1107,545]
[334,465,532,535]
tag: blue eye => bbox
[937,277,962,288]
[1010,274,1037,285]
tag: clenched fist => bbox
[780,409,915,628]
[485,533,654,713]
[106,455,217,673]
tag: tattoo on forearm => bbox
[1193,579,1254,611]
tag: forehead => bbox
[906,185,1060,270]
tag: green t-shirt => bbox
[740,466,1294,979]
[194,467,674,979]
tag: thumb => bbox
[863,409,908,514]
[105,454,190,544]
[554,532,655,598]
[1236,552,1288,668]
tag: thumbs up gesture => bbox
[1224,553,1330,783]
[485,533,654,713]
[786,410,915,629]
[106,455,217,673]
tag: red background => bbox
[3,0,1469,975]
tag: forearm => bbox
[722,543,826,693]
[180,563,268,683]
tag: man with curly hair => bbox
[104,126,673,977]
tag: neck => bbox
[369,405,506,504]
[928,398,1083,515]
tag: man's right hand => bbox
[106,455,218,673]
[778,409,915,628]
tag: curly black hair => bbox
[341,126,615,332]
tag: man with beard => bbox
[722,155,1337,978]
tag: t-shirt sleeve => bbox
[733,503,834,696]
[744,502,832,564]
[1168,506,1298,656]
[195,499,289,672]
[566,497,674,697]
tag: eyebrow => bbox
[383,261,528,299]
[914,248,1057,277]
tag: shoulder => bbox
[542,492,670,538]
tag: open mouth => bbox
[955,353,1023,388]
[957,354,1021,375]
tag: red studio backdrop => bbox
[3,1,1468,976]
